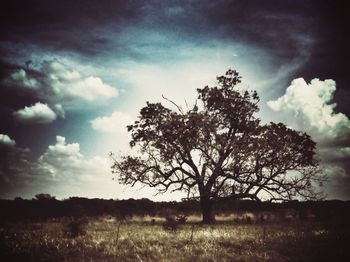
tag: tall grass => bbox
[0,216,349,261]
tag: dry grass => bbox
[0,216,349,261]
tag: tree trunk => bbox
[200,196,215,224]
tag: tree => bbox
[111,69,325,224]
[34,193,56,201]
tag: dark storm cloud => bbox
[188,0,315,60]
[0,62,43,150]
[0,0,143,56]
[0,1,318,59]
[0,135,32,198]
[3,0,347,113]
[1,0,347,81]
[186,0,349,113]
[193,1,349,109]
[0,62,39,110]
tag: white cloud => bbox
[64,76,118,102]
[5,60,118,107]
[53,104,65,118]
[267,78,350,199]
[0,135,111,199]
[91,111,133,133]
[38,136,96,178]
[43,135,82,160]
[13,102,57,124]
[0,134,16,146]
[0,134,181,200]
[10,69,38,89]
[267,78,350,143]
[33,136,162,199]
[41,60,118,103]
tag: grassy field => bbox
[1,215,349,262]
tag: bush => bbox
[66,217,88,237]
[163,216,179,232]
[162,214,187,232]
[176,214,187,224]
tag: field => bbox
[1,215,349,262]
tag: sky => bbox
[0,0,349,200]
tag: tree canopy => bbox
[111,69,325,223]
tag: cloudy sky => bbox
[0,0,349,200]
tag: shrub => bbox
[162,214,188,232]
[66,217,88,237]
[176,214,187,224]
[163,216,179,232]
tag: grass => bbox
[0,216,349,262]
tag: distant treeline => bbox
[1,195,350,223]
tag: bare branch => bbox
[162,94,184,115]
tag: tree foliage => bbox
[111,69,325,223]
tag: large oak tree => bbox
[111,69,325,223]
